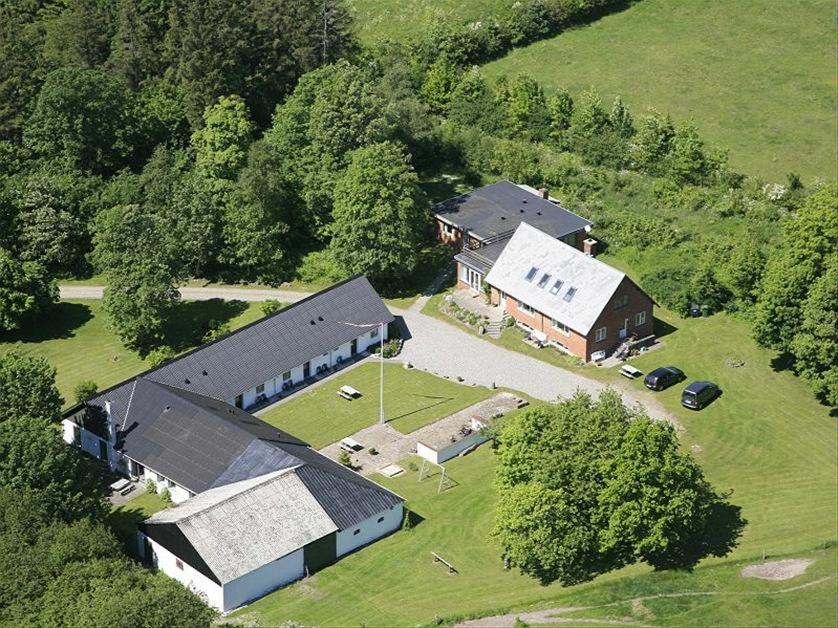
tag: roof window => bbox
[524,267,539,282]
[563,287,577,302]
[549,280,563,295]
[537,273,551,289]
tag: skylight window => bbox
[537,273,551,289]
[563,286,577,302]
[525,267,539,282]
[549,279,563,295]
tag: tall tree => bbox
[547,88,573,142]
[502,74,550,141]
[330,142,428,285]
[0,418,108,522]
[0,351,62,424]
[492,391,743,585]
[93,205,180,350]
[24,68,135,174]
[630,109,675,174]
[0,248,57,331]
[191,95,255,182]
[419,56,460,115]
[449,69,502,133]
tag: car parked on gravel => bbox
[681,381,720,410]
[643,366,685,391]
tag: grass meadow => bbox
[482,0,838,181]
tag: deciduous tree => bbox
[0,351,61,424]
[0,248,57,331]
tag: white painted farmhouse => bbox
[59,276,403,611]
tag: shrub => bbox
[145,479,157,494]
[261,299,282,316]
[73,380,98,404]
[145,346,175,367]
[294,249,348,286]
[159,488,172,505]
[338,450,351,467]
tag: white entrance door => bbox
[619,318,629,339]
[499,291,506,310]
[468,269,481,293]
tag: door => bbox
[619,318,629,340]
[98,438,109,462]
[499,291,506,310]
[303,361,311,379]
[234,394,243,409]
[350,339,357,356]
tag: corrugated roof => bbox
[485,222,625,335]
[435,180,592,241]
[83,275,393,431]
[146,470,339,583]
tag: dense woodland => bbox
[0,1,835,620]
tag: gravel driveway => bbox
[395,309,671,422]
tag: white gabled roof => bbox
[146,469,338,583]
[485,222,625,335]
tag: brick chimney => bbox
[583,237,598,257]
[538,187,549,200]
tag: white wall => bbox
[358,327,388,354]
[416,441,439,465]
[336,504,402,557]
[61,420,105,460]
[137,467,193,504]
[222,549,304,612]
[142,533,225,611]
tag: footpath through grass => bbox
[0,299,264,407]
[259,361,493,447]
[483,0,838,181]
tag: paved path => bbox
[394,309,671,422]
[59,285,313,303]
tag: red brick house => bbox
[434,180,595,292]
[484,223,654,362]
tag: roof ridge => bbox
[518,222,624,278]
[78,274,370,405]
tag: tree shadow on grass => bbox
[653,316,678,339]
[162,299,249,351]
[0,302,93,344]
[107,505,147,558]
[770,352,796,374]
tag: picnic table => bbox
[340,437,363,452]
[619,364,643,379]
[338,385,361,400]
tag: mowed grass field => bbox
[482,0,838,181]
[259,362,494,447]
[237,302,836,625]
[0,299,265,407]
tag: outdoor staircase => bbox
[486,321,503,339]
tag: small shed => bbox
[417,417,491,465]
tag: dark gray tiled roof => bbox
[454,238,510,275]
[435,180,592,241]
[82,275,393,429]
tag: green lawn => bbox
[482,0,838,181]
[347,0,505,44]
[0,299,264,407]
[258,362,494,447]
[235,446,837,626]
[107,490,168,556]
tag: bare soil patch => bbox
[741,558,815,581]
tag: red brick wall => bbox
[434,217,462,247]
[586,277,654,359]
[494,276,654,361]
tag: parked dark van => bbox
[681,381,720,410]
[644,366,685,391]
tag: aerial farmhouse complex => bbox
[435,182,654,361]
[61,276,402,611]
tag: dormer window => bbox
[537,273,551,289]
[525,267,538,282]
[563,287,577,302]
[549,280,563,295]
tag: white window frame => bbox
[282,370,291,381]
[519,302,534,315]
[635,311,647,326]
[595,326,607,343]
[551,319,571,336]
[370,326,379,338]
[256,383,265,394]
[443,222,455,235]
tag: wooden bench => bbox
[337,385,361,400]
[431,551,457,574]
[619,364,643,379]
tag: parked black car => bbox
[681,381,720,410]
[644,366,685,391]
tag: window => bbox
[282,370,291,381]
[613,294,628,310]
[443,222,455,235]
[519,302,534,315]
[370,326,379,338]
[524,266,539,282]
[595,327,607,343]
[537,273,551,289]
[635,311,647,326]
[377,516,385,523]
[353,529,360,536]
[175,558,183,570]
[551,319,570,335]
[563,286,577,302]
[549,279,564,295]
[256,383,265,394]
[156,473,164,483]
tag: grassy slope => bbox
[0,300,264,407]
[482,0,838,181]
[259,362,494,447]
[348,0,505,44]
